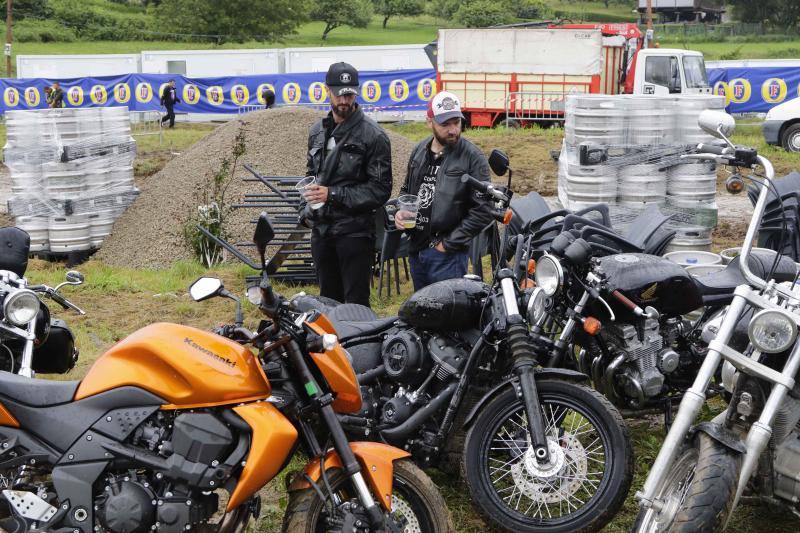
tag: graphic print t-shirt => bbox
[410,149,443,251]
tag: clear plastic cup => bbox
[397,194,421,229]
[296,176,324,210]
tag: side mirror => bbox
[189,277,224,302]
[488,149,510,176]
[253,212,275,268]
[65,270,84,284]
[698,110,735,139]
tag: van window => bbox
[683,56,709,89]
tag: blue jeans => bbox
[409,248,469,291]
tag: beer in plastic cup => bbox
[296,176,324,210]
[397,194,420,229]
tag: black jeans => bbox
[311,234,373,307]
[161,105,175,127]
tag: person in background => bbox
[395,91,493,291]
[299,62,392,308]
[160,79,180,128]
[49,82,64,108]
[262,87,276,109]
[44,86,53,107]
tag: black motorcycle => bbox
[0,226,82,377]
[516,206,798,414]
[290,151,633,533]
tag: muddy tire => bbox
[283,459,453,532]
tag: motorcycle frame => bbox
[636,155,800,520]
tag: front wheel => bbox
[283,459,453,532]
[463,379,633,533]
[633,432,741,533]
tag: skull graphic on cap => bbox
[438,97,456,110]
[340,73,351,83]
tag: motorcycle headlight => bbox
[3,289,40,326]
[534,255,563,297]
[748,309,797,354]
[526,287,549,325]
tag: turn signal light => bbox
[583,317,602,336]
[503,209,513,225]
[520,278,535,289]
[527,259,536,275]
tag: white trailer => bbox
[16,54,140,79]
[140,49,282,77]
[283,44,430,73]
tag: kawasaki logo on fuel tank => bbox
[184,337,236,368]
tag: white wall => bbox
[140,49,282,77]
[284,44,431,73]
[16,54,140,79]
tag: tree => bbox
[155,0,310,43]
[373,0,424,28]
[0,0,52,19]
[729,0,800,27]
[311,0,373,40]
[454,0,512,27]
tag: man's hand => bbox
[395,209,411,231]
[435,242,446,252]
[303,185,328,205]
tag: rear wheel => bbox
[283,459,453,532]
[781,123,800,152]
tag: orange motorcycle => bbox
[0,213,452,533]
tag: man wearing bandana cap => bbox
[395,91,493,290]
[300,62,392,307]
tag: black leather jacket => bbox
[301,105,392,238]
[401,136,493,253]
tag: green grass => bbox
[545,0,637,22]
[659,38,800,60]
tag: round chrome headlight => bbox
[534,255,563,297]
[3,289,40,326]
[748,309,797,354]
[526,287,549,325]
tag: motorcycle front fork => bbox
[18,317,37,378]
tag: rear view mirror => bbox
[253,212,275,268]
[488,149,510,176]
[698,110,735,139]
[189,277,223,302]
[66,270,84,284]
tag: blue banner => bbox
[708,66,800,114]
[0,69,439,114]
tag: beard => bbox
[332,101,356,120]
[433,128,459,147]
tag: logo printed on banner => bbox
[230,84,250,106]
[361,80,381,103]
[417,78,436,101]
[183,84,200,105]
[136,82,153,103]
[729,78,751,104]
[3,87,19,108]
[308,82,327,104]
[389,79,409,102]
[67,86,84,106]
[713,81,731,107]
[762,77,787,104]
[90,84,108,105]
[282,82,301,104]
[257,83,275,105]
[23,87,39,107]
[206,86,224,106]
[113,83,130,104]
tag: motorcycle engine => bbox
[603,319,679,403]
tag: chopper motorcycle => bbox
[0,226,82,378]
[0,213,451,533]
[633,111,800,532]
[290,150,633,533]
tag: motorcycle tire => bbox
[632,432,741,533]
[283,459,454,532]
[462,379,633,533]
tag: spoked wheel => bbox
[283,459,453,532]
[633,432,741,533]
[463,380,633,533]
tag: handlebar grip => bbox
[461,173,489,193]
[48,290,71,310]
[611,290,638,312]
[696,143,727,155]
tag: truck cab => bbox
[627,49,711,95]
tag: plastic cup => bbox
[397,194,420,229]
[296,176,324,210]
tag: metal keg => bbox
[15,216,49,252]
[673,95,726,145]
[624,96,673,146]
[565,95,626,147]
[88,208,122,248]
[618,163,667,204]
[44,168,85,200]
[48,215,91,252]
[667,161,717,203]
[663,226,713,253]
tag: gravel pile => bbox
[96,107,417,268]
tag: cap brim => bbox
[331,86,358,96]
[434,111,465,124]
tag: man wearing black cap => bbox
[300,62,392,307]
[395,91,493,290]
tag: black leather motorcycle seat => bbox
[332,317,397,342]
[0,371,78,406]
[694,250,798,297]
[327,303,379,323]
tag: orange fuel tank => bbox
[75,323,271,408]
